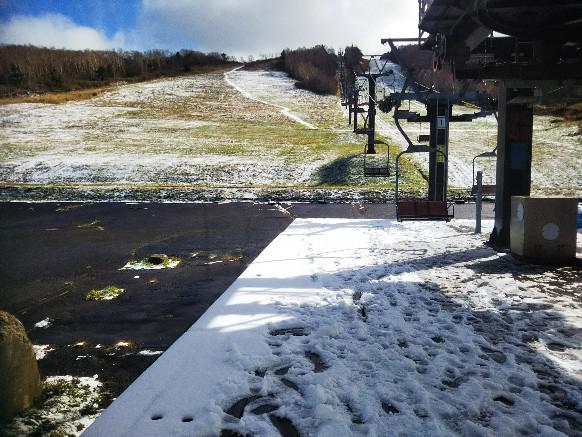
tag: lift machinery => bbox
[417,0,582,249]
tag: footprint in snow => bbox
[382,402,400,415]
[225,326,335,435]
[305,351,328,373]
[493,394,515,406]
[479,345,507,363]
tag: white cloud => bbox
[0,3,418,55]
[0,14,126,50]
[138,0,418,56]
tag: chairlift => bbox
[354,110,372,135]
[395,145,454,221]
[364,140,390,177]
[471,149,497,196]
[392,77,453,221]
[353,55,394,177]
[471,111,497,196]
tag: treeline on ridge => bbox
[0,45,237,97]
[282,45,338,95]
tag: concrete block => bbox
[510,197,578,261]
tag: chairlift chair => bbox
[392,86,453,221]
[354,111,372,135]
[364,140,390,177]
[471,149,497,196]
[395,145,454,221]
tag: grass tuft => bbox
[85,286,125,301]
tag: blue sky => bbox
[0,0,418,56]
[0,0,139,37]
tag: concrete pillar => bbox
[490,84,534,249]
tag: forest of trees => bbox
[282,45,338,95]
[0,44,348,98]
[0,45,236,97]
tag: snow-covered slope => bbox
[0,70,341,191]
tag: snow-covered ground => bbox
[0,73,306,186]
[86,219,582,437]
[3,374,103,437]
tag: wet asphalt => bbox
[0,201,494,400]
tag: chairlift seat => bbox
[364,167,390,177]
[397,200,454,222]
[471,184,496,196]
[363,142,390,177]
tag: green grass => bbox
[85,285,125,301]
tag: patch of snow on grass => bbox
[34,317,52,329]
[33,344,55,360]
[120,258,180,270]
[138,350,164,356]
[0,70,331,190]
[85,285,125,301]
[225,67,316,129]
[3,374,103,437]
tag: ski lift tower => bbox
[418,0,582,250]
